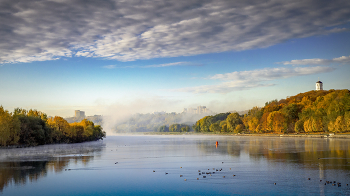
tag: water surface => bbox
[1,135,349,195]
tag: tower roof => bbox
[316,81,322,83]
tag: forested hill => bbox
[193,89,350,134]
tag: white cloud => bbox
[333,55,350,63]
[174,66,335,93]
[103,62,199,68]
[280,55,350,66]
[103,65,117,69]
[144,62,188,68]
[1,0,350,64]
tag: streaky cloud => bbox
[173,66,335,93]
[103,62,198,69]
[144,62,191,68]
[279,55,350,66]
[1,0,350,64]
[103,65,117,69]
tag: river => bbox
[0,135,349,195]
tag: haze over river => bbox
[0,135,349,195]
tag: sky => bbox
[0,0,350,118]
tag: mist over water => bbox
[101,98,212,135]
[1,136,349,196]
[100,98,181,135]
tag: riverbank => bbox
[140,132,350,139]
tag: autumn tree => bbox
[267,111,286,133]
[281,103,300,133]
[259,112,270,133]
[48,116,71,143]
[0,106,20,146]
[234,124,244,133]
[345,111,350,132]
[334,116,345,133]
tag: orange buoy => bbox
[215,141,218,148]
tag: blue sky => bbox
[0,0,350,118]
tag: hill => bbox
[193,89,350,134]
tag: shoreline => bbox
[116,132,350,139]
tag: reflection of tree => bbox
[246,138,350,170]
[197,137,350,171]
[0,142,104,192]
[196,140,241,157]
[0,156,96,192]
[0,161,47,192]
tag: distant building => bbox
[153,111,166,115]
[182,106,212,114]
[316,81,323,91]
[75,110,85,118]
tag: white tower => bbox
[316,81,323,91]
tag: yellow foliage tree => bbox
[234,124,243,133]
[0,107,20,146]
[303,119,312,133]
[344,112,350,132]
[267,111,286,133]
[48,116,71,142]
[259,112,270,133]
[312,117,323,132]
[334,116,345,133]
[248,117,259,133]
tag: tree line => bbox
[191,89,350,134]
[0,107,106,146]
[114,112,206,133]
[157,124,191,132]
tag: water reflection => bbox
[196,139,242,157]
[197,137,350,170]
[0,141,104,192]
[0,136,349,195]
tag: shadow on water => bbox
[0,141,104,192]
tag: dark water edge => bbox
[0,136,349,196]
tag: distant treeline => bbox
[114,113,208,133]
[158,124,191,132]
[192,89,350,134]
[0,107,106,147]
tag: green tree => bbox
[219,121,228,133]
[226,112,242,132]
[294,119,305,133]
[17,115,49,146]
[169,124,179,132]
[209,123,220,133]
[158,125,169,132]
